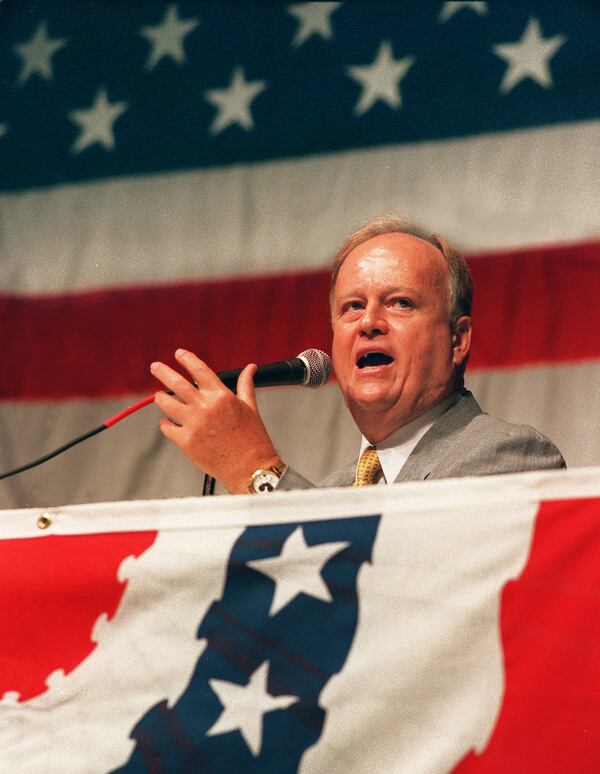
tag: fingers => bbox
[150,360,198,403]
[151,349,226,402]
[158,417,186,446]
[236,363,258,411]
[174,349,224,390]
[150,351,278,490]
[154,390,189,423]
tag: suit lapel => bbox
[394,390,482,482]
[320,459,357,488]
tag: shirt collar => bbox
[358,393,456,484]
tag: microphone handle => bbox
[217,358,306,390]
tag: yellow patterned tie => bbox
[353,446,382,486]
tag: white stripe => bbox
[2,120,599,293]
[1,361,599,510]
[0,385,358,510]
[303,495,540,773]
[3,466,600,538]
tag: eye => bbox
[390,297,414,309]
[343,300,363,313]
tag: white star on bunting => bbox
[207,661,298,756]
[287,2,342,47]
[346,40,415,116]
[205,67,267,135]
[438,2,488,23]
[139,3,199,70]
[14,21,67,85]
[247,526,349,616]
[493,17,567,94]
[69,89,128,154]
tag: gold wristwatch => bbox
[248,461,287,494]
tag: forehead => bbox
[335,232,449,296]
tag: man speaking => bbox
[150,217,565,493]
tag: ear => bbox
[451,316,472,366]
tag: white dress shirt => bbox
[357,394,455,485]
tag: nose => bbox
[360,302,389,337]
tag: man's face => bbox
[331,232,471,442]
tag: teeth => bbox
[358,352,393,368]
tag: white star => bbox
[139,3,199,70]
[207,661,298,756]
[205,67,267,135]
[438,1,488,23]
[247,527,349,615]
[346,40,415,116]
[13,21,67,85]
[69,88,128,154]
[287,2,342,47]
[493,17,567,94]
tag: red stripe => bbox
[468,239,600,370]
[2,240,599,400]
[1,271,332,400]
[0,531,156,701]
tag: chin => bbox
[347,387,398,412]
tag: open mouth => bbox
[357,352,394,369]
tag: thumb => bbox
[236,363,258,410]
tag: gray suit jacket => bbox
[279,389,565,490]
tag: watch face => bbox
[251,471,279,493]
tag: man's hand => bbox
[150,349,281,493]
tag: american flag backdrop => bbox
[0,0,599,507]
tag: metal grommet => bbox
[37,512,52,530]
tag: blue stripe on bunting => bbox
[115,514,380,773]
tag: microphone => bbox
[217,349,332,390]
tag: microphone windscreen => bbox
[298,349,332,387]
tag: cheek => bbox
[398,323,452,368]
[332,326,352,366]
[331,340,346,384]
[420,327,454,368]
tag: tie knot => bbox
[353,445,382,487]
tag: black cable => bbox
[0,424,107,481]
[0,393,154,483]
[202,474,216,496]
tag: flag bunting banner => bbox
[1,468,600,772]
